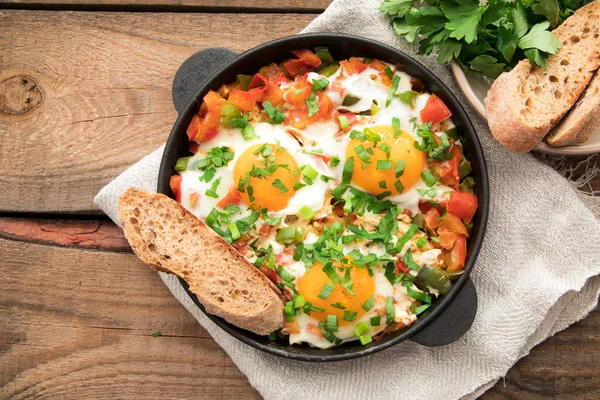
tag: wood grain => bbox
[0,0,331,12]
[0,217,129,251]
[0,237,261,399]
[0,221,598,399]
[0,10,316,214]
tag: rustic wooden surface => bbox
[0,1,599,399]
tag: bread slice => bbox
[118,187,284,335]
[575,108,600,144]
[484,0,600,152]
[547,70,600,146]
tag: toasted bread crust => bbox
[575,109,600,144]
[485,0,600,152]
[118,187,284,335]
[548,71,600,146]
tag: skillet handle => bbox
[172,48,238,114]
[410,278,477,346]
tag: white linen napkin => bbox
[94,0,600,398]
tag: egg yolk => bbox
[346,125,426,196]
[298,262,374,326]
[233,144,299,211]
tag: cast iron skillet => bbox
[157,34,489,362]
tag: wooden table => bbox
[1,1,599,398]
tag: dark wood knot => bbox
[0,75,43,115]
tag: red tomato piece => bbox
[186,114,201,141]
[437,230,457,250]
[395,259,409,274]
[317,93,333,119]
[420,94,452,125]
[216,185,242,209]
[424,208,441,231]
[340,57,367,75]
[447,191,478,223]
[259,224,272,236]
[195,125,218,143]
[439,212,468,237]
[446,235,467,271]
[249,73,268,89]
[264,82,284,106]
[169,175,183,202]
[291,49,322,67]
[228,90,257,112]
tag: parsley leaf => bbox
[305,92,320,118]
[263,100,286,124]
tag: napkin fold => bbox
[94,0,600,398]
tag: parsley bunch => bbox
[380,0,593,78]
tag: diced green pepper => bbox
[314,47,334,66]
[174,157,190,172]
[458,183,473,193]
[445,127,459,140]
[318,62,340,77]
[458,159,472,179]
[342,95,361,107]
[275,226,306,245]
[236,74,253,91]
[362,57,374,65]
[463,176,475,189]
[415,266,451,295]
[220,101,242,127]
[412,213,425,229]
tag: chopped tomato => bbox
[317,93,333,119]
[202,91,223,128]
[336,112,358,131]
[340,57,367,75]
[291,49,322,67]
[233,241,249,255]
[418,200,446,214]
[286,108,310,129]
[424,208,441,231]
[259,224,272,236]
[431,144,461,187]
[420,94,452,125]
[259,266,279,285]
[439,212,468,237]
[446,235,467,271]
[264,82,284,106]
[284,50,321,76]
[369,59,387,71]
[217,186,242,209]
[395,259,409,274]
[169,175,182,202]
[259,63,289,84]
[286,78,311,108]
[228,90,257,112]
[284,59,311,76]
[447,191,478,223]
[249,73,268,89]
[437,230,457,250]
[195,125,218,143]
[186,114,201,140]
[247,87,267,102]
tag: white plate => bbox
[451,61,600,155]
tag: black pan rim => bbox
[158,32,490,362]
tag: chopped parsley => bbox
[305,92,320,117]
[263,100,286,124]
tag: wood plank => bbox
[0,222,598,398]
[0,0,331,12]
[0,237,261,399]
[0,10,316,213]
[0,216,129,251]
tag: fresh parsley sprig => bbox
[380,0,591,78]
